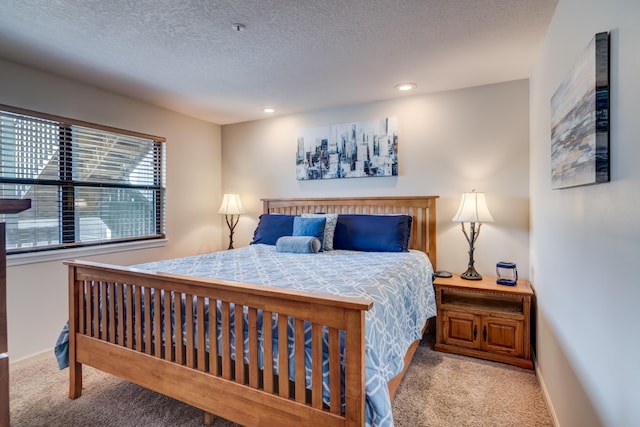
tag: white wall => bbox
[222,80,530,279]
[0,59,223,361]
[530,1,640,426]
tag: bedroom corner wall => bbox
[221,79,530,283]
[0,58,223,361]
[530,1,640,426]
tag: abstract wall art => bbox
[296,117,398,180]
[550,32,609,189]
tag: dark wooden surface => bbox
[0,199,31,427]
[0,356,7,427]
[0,199,31,215]
[0,224,6,427]
[0,224,6,356]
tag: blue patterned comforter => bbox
[136,244,435,426]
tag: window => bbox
[0,105,166,254]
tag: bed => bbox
[62,196,438,426]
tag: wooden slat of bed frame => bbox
[185,294,194,368]
[234,304,244,384]
[208,301,218,375]
[221,301,231,380]
[84,283,90,336]
[277,314,289,398]
[154,290,162,357]
[101,282,107,341]
[329,327,341,415]
[136,286,144,351]
[248,307,259,388]
[311,323,323,409]
[164,291,172,362]
[294,318,305,403]
[175,294,183,364]
[127,286,134,348]
[92,282,99,338]
[144,289,152,354]
[117,283,124,347]
[263,310,274,393]
[197,297,206,372]
[108,282,116,343]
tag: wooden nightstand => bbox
[433,274,534,370]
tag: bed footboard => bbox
[66,260,372,427]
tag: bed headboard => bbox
[262,196,438,269]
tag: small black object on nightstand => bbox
[433,270,453,278]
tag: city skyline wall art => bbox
[550,32,609,189]
[296,117,398,180]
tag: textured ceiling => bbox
[0,0,557,125]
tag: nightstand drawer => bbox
[442,310,476,349]
[482,316,523,357]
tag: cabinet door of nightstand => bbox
[442,310,479,350]
[481,316,523,357]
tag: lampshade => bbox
[218,193,245,215]
[452,191,494,223]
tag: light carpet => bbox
[10,332,552,426]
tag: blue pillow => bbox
[333,214,412,252]
[301,213,338,251]
[251,214,296,245]
[292,216,326,249]
[276,236,322,254]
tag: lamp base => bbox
[224,214,239,251]
[458,221,483,280]
[460,266,482,280]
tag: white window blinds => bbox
[0,106,165,254]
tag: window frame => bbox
[0,103,166,256]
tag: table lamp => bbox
[218,192,244,249]
[452,190,493,280]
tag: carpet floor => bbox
[9,332,553,426]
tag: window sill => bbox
[7,238,168,267]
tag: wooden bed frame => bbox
[66,196,438,426]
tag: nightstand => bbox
[433,274,534,370]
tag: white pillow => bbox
[301,213,338,251]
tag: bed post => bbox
[68,265,82,399]
[344,309,366,426]
[428,197,437,270]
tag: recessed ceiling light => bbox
[264,108,275,113]
[394,83,417,91]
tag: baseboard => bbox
[10,347,53,367]
[532,350,560,427]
